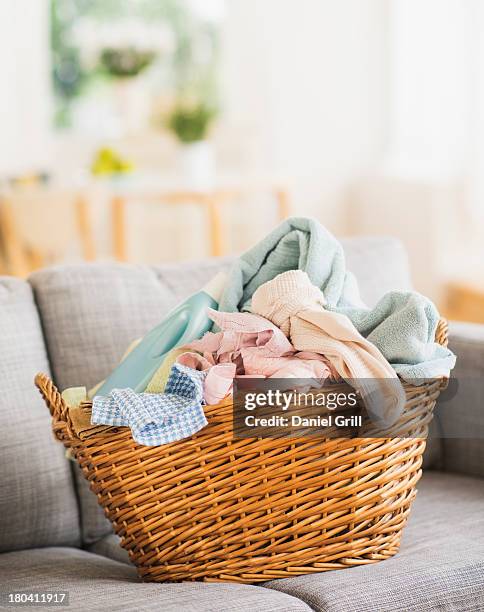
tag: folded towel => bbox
[70,404,112,440]
[219,216,455,380]
[252,270,406,426]
[61,386,111,439]
[92,364,208,446]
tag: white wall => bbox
[388,0,475,178]
[0,0,51,176]
[347,0,484,304]
[222,0,389,233]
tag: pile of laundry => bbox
[62,217,456,446]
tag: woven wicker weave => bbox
[35,319,448,583]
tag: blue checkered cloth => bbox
[91,363,208,446]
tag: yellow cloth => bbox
[145,348,188,393]
[61,386,87,408]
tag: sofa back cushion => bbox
[341,236,412,305]
[0,278,80,552]
[29,237,415,545]
[438,322,484,478]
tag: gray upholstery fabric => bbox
[0,548,312,612]
[0,277,80,553]
[30,262,183,391]
[341,236,412,306]
[87,533,131,565]
[421,417,443,470]
[436,322,484,479]
[152,256,234,303]
[74,464,111,545]
[265,471,484,611]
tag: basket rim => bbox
[34,318,449,445]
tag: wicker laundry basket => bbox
[35,319,448,584]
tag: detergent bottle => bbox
[95,271,227,396]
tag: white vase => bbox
[114,77,150,135]
[179,141,216,189]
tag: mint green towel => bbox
[218,217,456,380]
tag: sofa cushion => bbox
[0,277,80,552]
[341,236,412,306]
[264,471,484,611]
[438,322,484,479]
[0,548,313,612]
[74,463,111,545]
[87,533,130,566]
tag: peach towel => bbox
[251,270,406,426]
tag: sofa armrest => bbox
[437,322,484,478]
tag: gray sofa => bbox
[0,236,483,612]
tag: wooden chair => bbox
[0,187,95,277]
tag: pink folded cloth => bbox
[176,352,236,405]
[187,310,293,369]
[185,309,335,385]
[205,364,237,404]
[242,348,332,379]
[177,352,214,371]
[251,270,406,427]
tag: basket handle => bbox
[435,318,448,348]
[435,318,450,390]
[35,373,78,444]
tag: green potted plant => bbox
[166,100,217,187]
[99,47,156,79]
[99,46,156,135]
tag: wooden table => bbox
[0,177,291,275]
[109,182,290,261]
